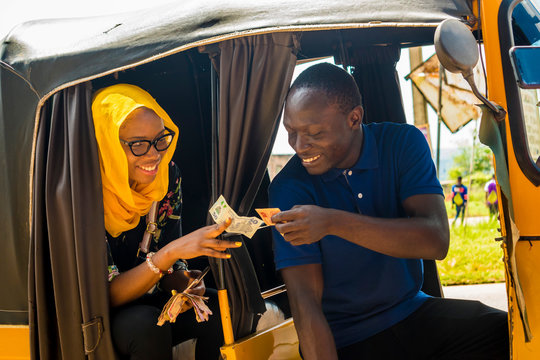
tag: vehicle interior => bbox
[89,27,447,324]
[1,1,481,358]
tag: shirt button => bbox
[348,170,352,176]
[358,193,363,199]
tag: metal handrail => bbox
[261,284,287,299]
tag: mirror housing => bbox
[434,18,479,75]
[434,19,506,120]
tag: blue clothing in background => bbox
[451,183,468,222]
[269,123,443,348]
[451,184,468,206]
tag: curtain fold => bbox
[30,83,116,359]
[350,45,407,124]
[204,33,299,339]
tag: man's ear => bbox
[348,105,364,129]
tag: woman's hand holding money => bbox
[109,221,235,307]
[160,269,206,297]
[153,219,241,272]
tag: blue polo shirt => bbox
[269,122,443,348]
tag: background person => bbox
[484,174,498,219]
[451,176,468,225]
[92,84,240,360]
[269,63,508,360]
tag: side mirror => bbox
[434,18,506,120]
[434,18,479,75]
[510,46,540,89]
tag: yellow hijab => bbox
[92,84,179,237]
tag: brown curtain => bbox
[203,33,299,338]
[30,83,116,359]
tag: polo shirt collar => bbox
[321,124,379,182]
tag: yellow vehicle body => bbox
[480,0,540,358]
[220,319,300,360]
[0,327,30,360]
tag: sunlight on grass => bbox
[437,219,505,285]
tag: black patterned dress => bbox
[106,161,183,281]
[105,161,224,360]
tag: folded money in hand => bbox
[157,290,212,325]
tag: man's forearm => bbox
[293,302,338,360]
[282,264,338,360]
[327,209,448,259]
[274,194,449,259]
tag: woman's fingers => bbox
[186,269,201,279]
[204,238,242,251]
[204,248,233,259]
[190,282,206,296]
[175,220,243,260]
[206,218,232,237]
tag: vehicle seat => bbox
[422,259,444,297]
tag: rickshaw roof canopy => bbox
[1,0,473,98]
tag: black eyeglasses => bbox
[119,128,175,156]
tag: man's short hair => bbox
[289,63,362,114]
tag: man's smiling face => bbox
[283,88,363,175]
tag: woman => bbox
[92,84,239,359]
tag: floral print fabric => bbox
[106,162,182,281]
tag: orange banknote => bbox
[255,208,281,226]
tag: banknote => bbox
[157,291,212,325]
[209,195,238,223]
[227,215,264,239]
[255,208,281,226]
[184,293,212,323]
[209,195,264,238]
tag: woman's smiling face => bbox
[119,107,166,186]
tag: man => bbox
[484,174,498,219]
[269,63,507,359]
[451,176,468,225]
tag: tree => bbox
[448,144,493,178]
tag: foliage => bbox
[448,144,494,179]
[437,219,505,285]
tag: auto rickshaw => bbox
[1,0,539,359]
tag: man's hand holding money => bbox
[272,205,333,246]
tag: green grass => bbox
[439,178,506,285]
[437,219,505,285]
[445,198,490,218]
